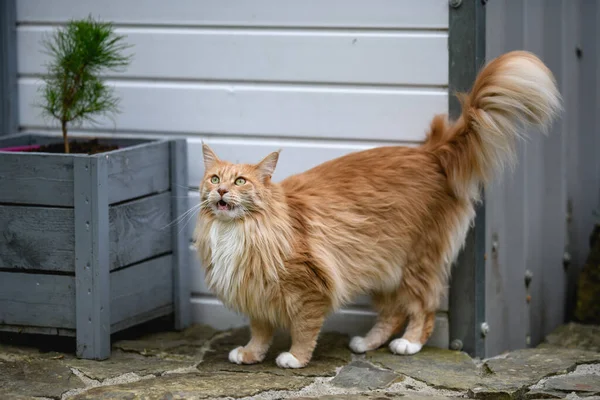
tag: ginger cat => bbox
[194,51,561,368]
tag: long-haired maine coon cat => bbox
[194,51,561,369]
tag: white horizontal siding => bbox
[190,297,449,348]
[185,137,415,187]
[16,0,448,29]
[18,27,448,86]
[19,80,446,141]
[16,0,450,345]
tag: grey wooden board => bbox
[484,0,527,355]
[111,304,173,334]
[0,205,74,272]
[109,191,172,270]
[110,254,174,327]
[0,325,75,337]
[0,192,173,273]
[0,0,17,136]
[106,140,170,205]
[74,156,110,360]
[563,0,585,322]
[0,134,170,207]
[0,272,75,329]
[447,0,486,358]
[170,139,191,329]
[521,0,544,350]
[542,0,568,344]
[0,133,36,146]
[0,152,76,206]
[569,0,600,312]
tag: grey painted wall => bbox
[484,0,600,356]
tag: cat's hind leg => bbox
[229,319,274,365]
[349,291,407,354]
[389,310,435,355]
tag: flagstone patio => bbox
[1,320,598,400]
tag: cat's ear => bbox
[255,149,281,182]
[202,142,220,170]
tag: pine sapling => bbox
[39,16,132,153]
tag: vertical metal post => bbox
[74,156,111,360]
[0,0,18,135]
[448,0,487,359]
[170,139,192,330]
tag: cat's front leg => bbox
[229,319,274,365]
[276,311,325,369]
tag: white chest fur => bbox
[206,222,246,301]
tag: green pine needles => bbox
[39,16,132,153]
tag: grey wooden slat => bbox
[111,304,173,334]
[109,191,172,270]
[110,254,173,327]
[170,139,191,329]
[0,272,75,328]
[0,325,75,337]
[0,0,17,136]
[502,0,529,354]
[107,140,170,204]
[0,151,76,206]
[563,0,584,323]
[74,156,110,360]
[483,0,510,358]
[0,205,74,272]
[521,0,544,350]
[0,133,34,147]
[448,0,487,358]
[0,132,72,147]
[568,0,600,318]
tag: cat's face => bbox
[199,144,280,221]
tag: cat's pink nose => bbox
[217,188,228,197]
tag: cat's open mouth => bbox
[216,200,232,211]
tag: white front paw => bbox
[228,346,244,364]
[389,338,422,355]
[349,336,368,353]
[275,352,302,369]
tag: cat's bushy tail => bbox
[424,50,561,201]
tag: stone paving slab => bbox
[63,350,194,381]
[0,358,85,399]
[330,361,403,390]
[367,345,482,391]
[197,327,351,377]
[538,323,600,353]
[0,322,599,400]
[289,395,455,400]
[479,348,600,394]
[113,324,217,360]
[71,372,313,400]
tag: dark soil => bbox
[23,139,118,155]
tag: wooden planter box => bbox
[0,133,191,360]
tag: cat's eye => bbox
[210,175,220,184]
[234,177,246,186]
